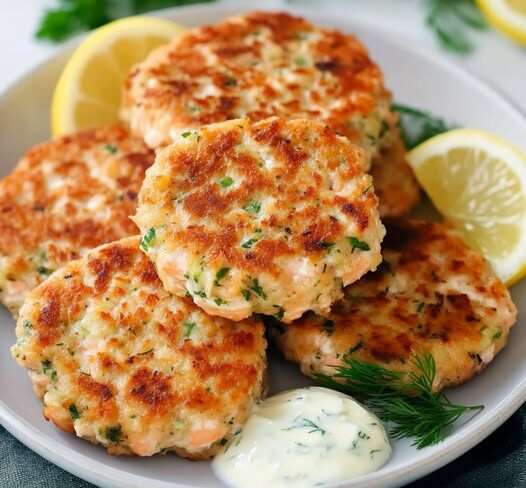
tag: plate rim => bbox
[1,2,526,488]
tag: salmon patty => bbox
[133,117,385,322]
[122,11,419,217]
[12,237,267,458]
[0,125,154,317]
[271,219,516,391]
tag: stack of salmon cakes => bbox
[6,10,516,459]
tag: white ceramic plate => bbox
[1,3,526,488]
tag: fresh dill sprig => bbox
[35,0,217,42]
[392,104,451,150]
[426,0,488,55]
[313,353,483,449]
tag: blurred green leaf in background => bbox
[36,0,216,42]
[426,0,488,54]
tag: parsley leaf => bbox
[183,321,196,338]
[219,176,234,188]
[104,425,122,443]
[348,236,370,252]
[249,278,266,299]
[35,0,217,43]
[214,267,230,286]
[425,0,488,55]
[393,104,451,149]
[140,227,156,252]
[243,200,261,214]
[69,403,81,420]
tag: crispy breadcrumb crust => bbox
[12,237,267,458]
[134,117,385,322]
[0,125,154,316]
[271,219,517,392]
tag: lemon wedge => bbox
[51,16,185,136]
[476,0,526,45]
[407,129,526,286]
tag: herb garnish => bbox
[69,403,81,420]
[219,176,234,188]
[241,289,251,301]
[393,104,451,149]
[348,236,370,252]
[183,321,196,339]
[104,425,122,443]
[42,360,57,382]
[249,278,266,299]
[140,227,156,252]
[214,267,230,286]
[35,0,217,42]
[37,266,53,276]
[104,144,117,154]
[314,353,483,448]
[426,0,488,55]
[283,417,326,436]
[243,200,261,214]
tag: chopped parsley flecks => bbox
[294,57,307,67]
[219,176,234,188]
[214,298,228,306]
[183,321,196,338]
[23,320,32,332]
[241,237,259,249]
[348,340,364,355]
[37,266,53,276]
[322,319,335,336]
[187,103,202,114]
[224,77,237,87]
[214,267,231,286]
[140,227,156,252]
[104,425,122,443]
[69,403,81,420]
[319,241,335,252]
[241,289,251,301]
[348,236,370,252]
[493,329,502,340]
[41,360,57,382]
[219,437,229,446]
[417,302,425,313]
[181,131,192,138]
[104,144,118,154]
[249,278,266,299]
[243,200,261,214]
[273,306,285,320]
[194,290,207,298]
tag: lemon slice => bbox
[51,16,185,136]
[407,129,526,285]
[476,0,526,45]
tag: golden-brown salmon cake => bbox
[0,125,154,317]
[270,219,516,392]
[133,117,385,323]
[12,237,267,458]
[122,11,419,217]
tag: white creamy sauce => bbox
[213,387,391,488]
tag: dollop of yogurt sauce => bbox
[213,387,391,488]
